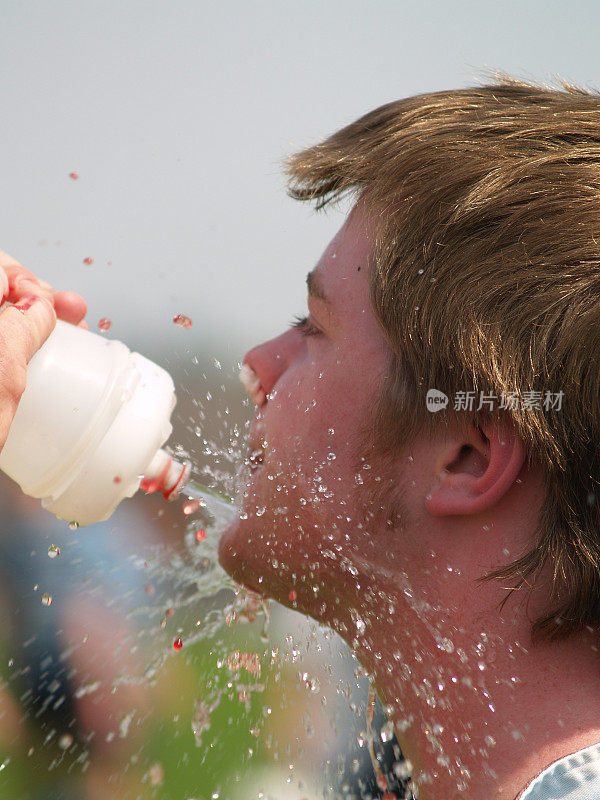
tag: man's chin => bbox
[218,513,305,609]
[217,520,245,579]
[217,516,268,596]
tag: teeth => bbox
[239,364,266,407]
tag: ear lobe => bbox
[425,424,526,517]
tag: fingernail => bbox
[14,295,40,312]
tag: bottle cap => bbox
[141,449,191,501]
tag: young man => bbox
[218,75,600,799]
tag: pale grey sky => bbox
[1,0,598,360]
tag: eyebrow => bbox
[306,270,332,306]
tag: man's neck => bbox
[361,617,600,799]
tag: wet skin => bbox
[218,201,391,615]
[218,202,600,800]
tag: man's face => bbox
[218,202,394,618]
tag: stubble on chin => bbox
[220,454,322,595]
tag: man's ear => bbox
[425,422,525,517]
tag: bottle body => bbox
[0,320,187,525]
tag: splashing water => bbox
[182,479,233,519]
[5,355,422,799]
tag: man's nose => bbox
[240,329,301,407]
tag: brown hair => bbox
[283,72,600,642]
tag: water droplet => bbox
[41,593,53,606]
[173,314,192,329]
[380,720,395,742]
[98,317,112,332]
[68,521,79,530]
[119,710,135,738]
[183,499,203,515]
[393,760,412,779]
[195,528,206,542]
[47,544,60,559]
[173,637,183,651]
[83,257,93,265]
[69,171,79,180]
[436,637,454,653]
[148,762,164,786]
[58,733,73,750]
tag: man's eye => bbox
[290,314,321,337]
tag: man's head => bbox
[219,74,600,648]
[219,202,396,620]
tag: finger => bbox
[52,290,87,325]
[0,250,58,307]
[0,249,39,294]
[0,268,10,304]
[0,296,57,364]
[3,272,54,311]
[0,296,55,425]
[6,276,54,306]
[0,249,87,328]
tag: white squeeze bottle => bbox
[0,319,191,526]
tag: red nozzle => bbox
[141,450,191,501]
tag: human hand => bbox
[0,248,88,451]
